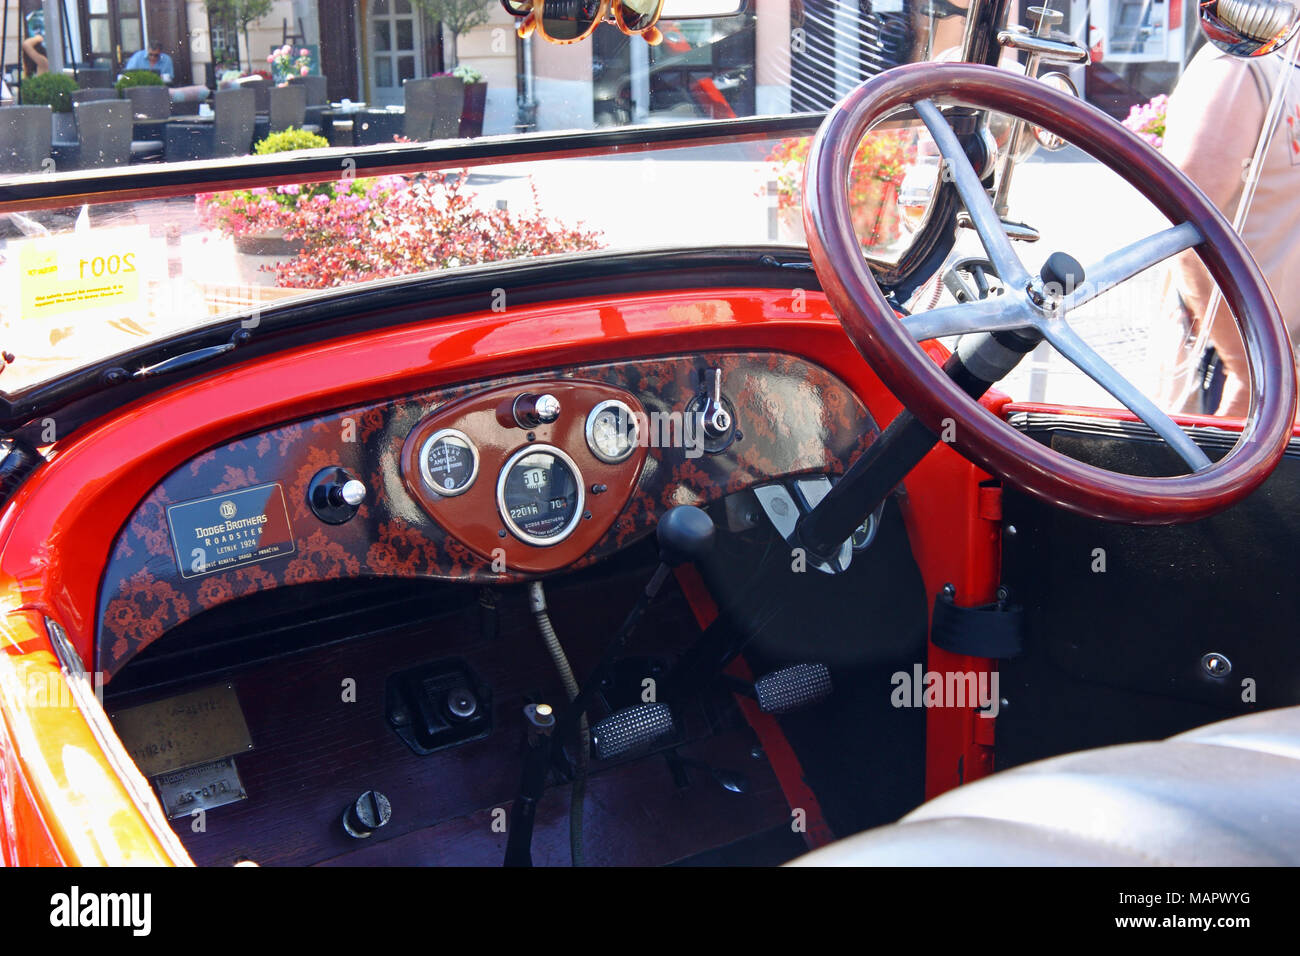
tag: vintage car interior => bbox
[2,0,1299,869]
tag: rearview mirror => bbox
[1200,0,1300,57]
[659,0,747,18]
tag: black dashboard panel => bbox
[999,412,1300,768]
[98,351,877,678]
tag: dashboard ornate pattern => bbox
[98,352,877,678]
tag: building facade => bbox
[3,0,1204,135]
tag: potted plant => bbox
[115,70,164,96]
[20,72,79,141]
[765,129,916,249]
[267,44,312,85]
[454,64,487,138]
[411,0,493,135]
[196,127,333,281]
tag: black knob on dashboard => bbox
[657,505,715,567]
[308,467,366,524]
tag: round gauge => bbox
[585,399,639,464]
[497,444,585,546]
[420,429,479,497]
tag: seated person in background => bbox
[124,41,174,79]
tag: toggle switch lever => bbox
[700,368,733,438]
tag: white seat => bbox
[790,706,1300,866]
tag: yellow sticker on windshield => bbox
[18,230,143,317]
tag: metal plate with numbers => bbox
[154,757,248,819]
[111,683,254,778]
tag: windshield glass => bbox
[0,0,1295,413]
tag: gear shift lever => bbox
[562,505,714,732]
[643,503,716,592]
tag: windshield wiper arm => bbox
[115,329,251,382]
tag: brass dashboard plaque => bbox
[111,683,254,778]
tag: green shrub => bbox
[254,127,331,155]
[21,72,78,112]
[452,64,482,84]
[115,70,165,95]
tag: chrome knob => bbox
[340,479,367,507]
[309,467,365,524]
[535,393,561,423]
[513,392,562,427]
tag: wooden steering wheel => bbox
[804,62,1297,524]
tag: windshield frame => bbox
[0,0,1015,413]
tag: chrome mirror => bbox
[1200,0,1300,57]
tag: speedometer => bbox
[420,429,479,496]
[497,445,585,545]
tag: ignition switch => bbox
[700,368,732,438]
[685,367,738,454]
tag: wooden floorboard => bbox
[107,567,793,866]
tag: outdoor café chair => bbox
[402,75,462,142]
[165,87,255,162]
[75,67,112,89]
[71,87,119,106]
[268,84,320,135]
[70,99,132,169]
[0,104,52,174]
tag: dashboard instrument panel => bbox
[400,380,649,571]
[97,351,877,678]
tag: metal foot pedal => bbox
[754,663,832,714]
[591,702,675,760]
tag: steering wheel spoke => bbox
[914,98,1030,291]
[904,290,1035,341]
[806,62,1295,522]
[1064,222,1204,312]
[1042,320,1212,472]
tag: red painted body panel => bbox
[0,286,1005,863]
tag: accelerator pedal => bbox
[754,663,832,714]
[591,702,675,760]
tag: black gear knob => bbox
[1039,251,1086,297]
[656,505,715,567]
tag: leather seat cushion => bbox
[791,706,1300,865]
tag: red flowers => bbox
[197,170,605,289]
[765,130,918,247]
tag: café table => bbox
[320,106,405,148]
